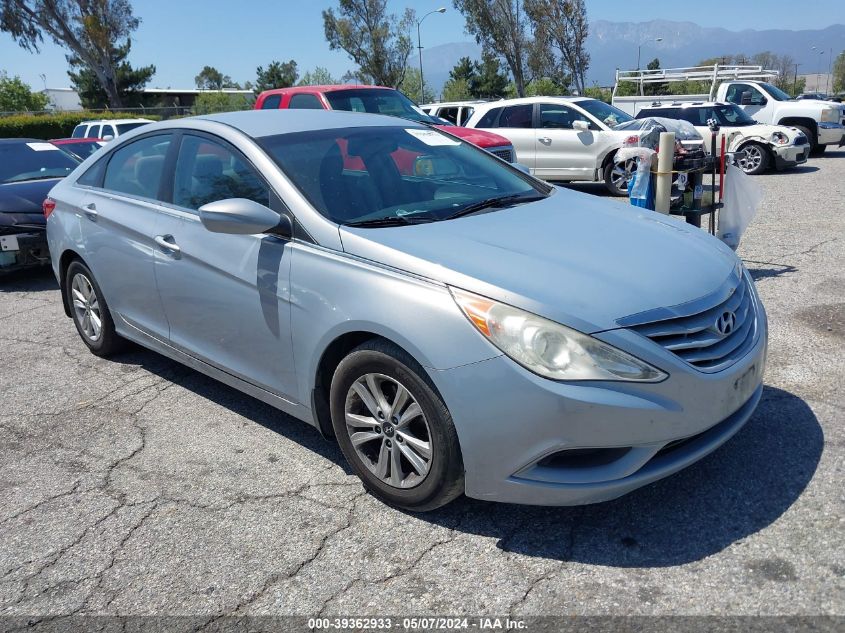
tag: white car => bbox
[464,96,706,195]
[420,100,490,126]
[70,118,154,141]
[636,102,809,175]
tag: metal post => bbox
[416,8,445,102]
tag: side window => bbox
[725,84,763,105]
[538,103,595,130]
[260,94,282,109]
[72,125,85,138]
[77,157,107,187]
[172,135,269,211]
[103,134,172,199]
[86,125,101,139]
[288,93,324,109]
[476,107,502,128]
[498,104,533,128]
[438,107,459,125]
[103,124,117,138]
[459,107,474,126]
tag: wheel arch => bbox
[58,249,86,317]
[777,117,817,142]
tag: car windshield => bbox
[0,142,79,184]
[759,83,792,101]
[714,104,757,126]
[258,125,548,226]
[324,89,442,125]
[578,99,633,127]
[55,140,102,159]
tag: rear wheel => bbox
[736,142,769,175]
[330,339,464,511]
[65,260,126,357]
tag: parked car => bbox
[0,139,79,274]
[612,66,845,155]
[464,96,706,195]
[254,86,516,163]
[420,100,490,126]
[70,118,153,140]
[46,110,767,510]
[636,102,809,175]
[51,137,107,161]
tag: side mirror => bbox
[759,97,768,106]
[513,163,531,175]
[101,134,114,141]
[198,198,291,237]
[572,120,591,132]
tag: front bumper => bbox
[431,291,768,506]
[0,231,50,274]
[817,122,845,146]
[773,143,809,169]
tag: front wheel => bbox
[793,126,820,155]
[809,144,826,156]
[330,339,464,511]
[604,157,636,196]
[736,142,769,175]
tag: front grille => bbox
[489,147,514,162]
[628,274,758,372]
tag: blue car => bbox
[45,110,767,510]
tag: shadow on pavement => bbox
[743,259,798,282]
[0,266,57,292]
[107,344,822,568]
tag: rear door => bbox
[474,104,536,170]
[76,133,174,340]
[152,132,297,399]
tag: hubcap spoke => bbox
[389,441,404,487]
[397,430,431,459]
[89,311,102,337]
[397,440,429,476]
[365,374,390,413]
[397,402,422,428]
[351,379,381,419]
[345,412,380,429]
[374,440,389,478]
[390,384,410,418]
[350,430,381,447]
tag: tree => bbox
[442,77,472,101]
[398,67,433,103]
[453,0,530,97]
[525,0,589,93]
[472,51,509,98]
[0,71,48,111]
[298,66,339,86]
[0,0,141,107]
[195,66,239,90]
[643,57,668,96]
[323,0,415,88]
[255,60,298,92]
[192,91,251,115]
[833,51,845,93]
[67,39,154,108]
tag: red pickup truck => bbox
[254,85,516,163]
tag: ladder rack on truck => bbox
[612,65,780,116]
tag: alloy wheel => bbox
[71,273,103,342]
[738,145,764,173]
[611,159,636,193]
[344,373,432,489]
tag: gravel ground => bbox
[0,149,843,624]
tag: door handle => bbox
[154,234,181,256]
[538,137,552,145]
[83,203,98,221]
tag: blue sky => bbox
[1,0,843,90]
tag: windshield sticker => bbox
[405,128,461,146]
[26,142,60,152]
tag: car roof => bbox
[0,138,42,144]
[640,101,727,109]
[194,109,425,138]
[261,85,393,96]
[472,96,590,110]
[421,100,489,107]
[50,137,104,143]
[76,118,154,125]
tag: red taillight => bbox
[43,198,56,218]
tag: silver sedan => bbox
[46,110,767,510]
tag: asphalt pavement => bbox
[0,149,842,624]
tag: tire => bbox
[736,142,770,175]
[793,126,819,155]
[65,260,126,357]
[809,144,826,156]
[330,339,464,511]
[603,157,635,196]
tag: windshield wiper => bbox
[445,192,547,220]
[343,215,434,228]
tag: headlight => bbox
[450,288,667,382]
[769,131,789,145]
[821,108,839,122]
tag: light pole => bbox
[417,7,446,102]
[794,63,801,96]
[637,37,662,70]
[812,46,826,93]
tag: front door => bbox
[152,132,298,399]
[533,103,602,180]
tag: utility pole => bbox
[416,8,446,102]
[794,63,800,96]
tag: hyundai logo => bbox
[716,311,736,336]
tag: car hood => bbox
[0,178,60,215]
[434,124,513,149]
[339,188,738,333]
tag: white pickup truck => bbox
[612,65,845,155]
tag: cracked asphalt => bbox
[0,149,843,623]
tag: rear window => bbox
[476,107,502,128]
[324,88,435,123]
[289,94,323,109]
[103,134,172,199]
[71,125,86,138]
[86,125,101,139]
[261,94,281,109]
[498,104,533,128]
[115,122,151,135]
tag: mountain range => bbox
[412,20,845,95]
